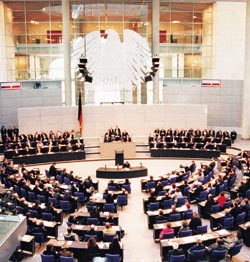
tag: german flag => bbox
[78,91,83,134]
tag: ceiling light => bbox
[171,20,180,24]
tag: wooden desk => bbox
[210,211,226,230]
[20,235,35,256]
[160,229,231,261]
[96,166,148,179]
[153,219,191,242]
[147,205,188,229]
[69,211,119,226]
[47,238,124,262]
[151,148,220,158]
[71,224,122,240]
[29,218,58,238]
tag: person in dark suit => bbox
[48,162,58,178]
[108,236,122,256]
[207,238,227,257]
[204,194,216,218]
[187,238,206,255]
[230,130,237,143]
[189,212,202,235]
[42,243,58,259]
[168,243,185,261]
[86,237,101,261]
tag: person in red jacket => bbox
[159,222,174,239]
[217,192,226,209]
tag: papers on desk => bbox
[67,241,72,246]
[75,225,83,229]
[103,212,109,216]
[217,229,229,236]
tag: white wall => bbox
[18,104,207,140]
[212,2,246,79]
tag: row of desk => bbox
[11,150,86,164]
[160,229,231,260]
[150,148,221,158]
[96,166,148,179]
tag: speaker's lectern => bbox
[115,150,124,166]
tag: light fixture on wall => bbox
[144,56,160,82]
[78,56,93,83]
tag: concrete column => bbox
[242,0,250,139]
[152,0,160,104]
[62,0,71,106]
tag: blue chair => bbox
[16,206,25,214]
[103,233,117,242]
[37,194,46,203]
[104,203,116,213]
[146,181,155,191]
[87,217,100,225]
[169,254,185,262]
[163,199,173,209]
[183,187,190,197]
[223,217,234,230]
[210,204,220,214]
[176,197,186,207]
[45,169,50,178]
[41,254,56,262]
[20,188,27,198]
[32,232,45,246]
[84,234,97,241]
[59,200,71,213]
[179,229,192,237]
[190,249,207,261]
[42,212,53,221]
[117,194,128,208]
[105,253,120,262]
[64,235,76,241]
[48,197,58,207]
[28,191,36,202]
[170,177,177,184]
[158,190,167,196]
[218,184,225,193]
[108,185,117,191]
[122,184,131,193]
[13,185,20,195]
[161,180,169,187]
[29,209,39,218]
[59,256,74,262]
[196,225,208,234]
[183,210,193,220]
[56,175,63,184]
[236,212,246,225]
[148,202,160,211]
[169,213,181,222]
[222,201,231,209]
[228,242,244,258]
[246,189,250,198]
[210,249,227,262]
[64,177,70,185]
[161,232,175,240]
[74,192,85,204]
[209,187,216,197]
[195,191,208,202]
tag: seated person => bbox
[59,248,75,260]
[159,222,174,240]
[42,243,58,259]
[168,243,185,262]
[108,236,122,256]
[63,227,79,241]
[189,212,202,235]
[178,220,190,237]
[187,238,206,257]
[86,237,101,261]
[123,161,131,169]
[155,209,168,223]
[207,238,228,256]
[103,222,116,235]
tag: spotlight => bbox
[145,74,153,82]
[85,75,93,83]
[80,58,87,63]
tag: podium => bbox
[115,150,124,166]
